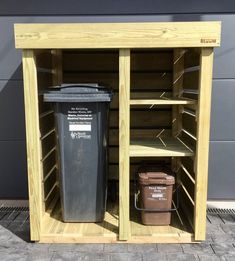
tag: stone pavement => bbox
[0,208,234,260]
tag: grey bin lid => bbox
[43,83,113,103]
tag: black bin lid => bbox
[43,83,112,103]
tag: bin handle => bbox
[134,185,179,212]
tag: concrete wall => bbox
[0,11,235,199]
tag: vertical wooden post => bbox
[194,48,214,241]
[52,50,63,85]
[119,49,130,240]
[172,49,185,175]
[22,50,42,241]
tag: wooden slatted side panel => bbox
[35,50,59,213]
[22,50,42,241]
[119,49,130,240]
[179,48,200,233]
[194,48,214,241]
[63,50,173,180]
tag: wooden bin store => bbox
[14,22,221,243]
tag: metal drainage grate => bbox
[207,208,235,215]
[0,206,29,212]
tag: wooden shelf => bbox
[130,97,196,105]
[129,137,194,157]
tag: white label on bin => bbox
[152,193,163,198]
[69,124,91,132]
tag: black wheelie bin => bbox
[43,84,112,222]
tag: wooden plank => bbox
[119,49,130,240]
[22,50,42,241]
[14,22,221,49]
[109,128,172,146]
[112,92,173,109]
[130,98,195,105]
[64,72,172,90]
[129,137,194,157]
[110,110,172,128]
[194,48,214,241]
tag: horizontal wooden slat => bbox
[111,91,172,109]
[110,110,172,128]
[109,146,173,164]
[109,160,171,179]
[130,98,196,105]
[63,72,172,90]
[109,129,172,146]
[14,22,221,49]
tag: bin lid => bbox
[138,171,175,185]
[43,83,112,103]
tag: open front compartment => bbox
[129,157,194,242]
[123,48,200,242]
[36,49,119,242]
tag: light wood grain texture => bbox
[14,22,221,49]
[119,49,130,240]
[22,50,42,241]
[40,199,194,243]
[194,48,214,241]
[130,98,195,105]
[129,137,194,157]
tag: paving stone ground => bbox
[0,208,234,260]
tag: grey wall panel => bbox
[210,80,235,141]
[0,81,25,140]
[0,141,27,198]
[1,0,235,15]
[208,142,235,199]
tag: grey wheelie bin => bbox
[43,84,112,222]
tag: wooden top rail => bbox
[14,22,221,49]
